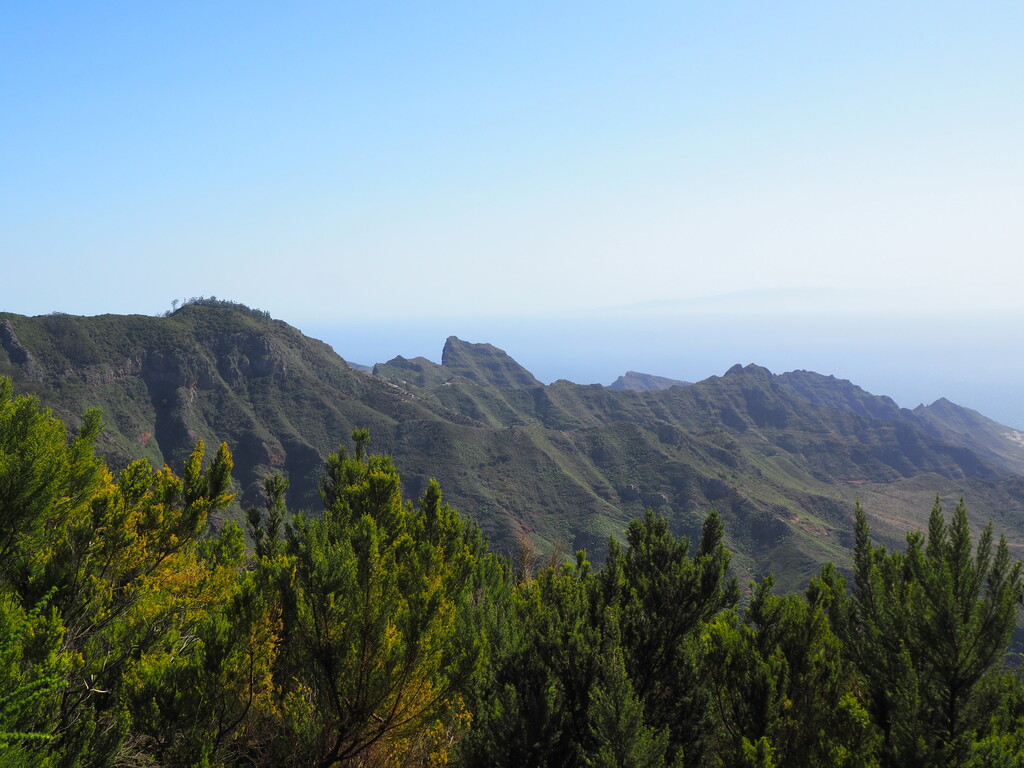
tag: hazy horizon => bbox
[304,308,1024,432]
[5,296,1021,429]
[5,4,1022,430]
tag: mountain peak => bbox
[608,371,691,392]
[372,355,451,388]
[440,337,541,389]
[724,363,773,378]
[911,396,1024,475]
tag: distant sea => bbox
[303,312,1024,431]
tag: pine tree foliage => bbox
[0,380,239,766]
[597,508,739,762]
[248,473,289,560]
[699,575,879,767]
[2,375,1024,767]
[0,590,65,767]
[271,433,486,767]
[833,499,1024,767]
[459,552,601,768]
[584,611,672,768]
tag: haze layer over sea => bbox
[305,311,1024,432]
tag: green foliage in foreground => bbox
[0,378,1022,767]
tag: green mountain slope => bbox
[3,303,1023,591]
[913,397,1024,476]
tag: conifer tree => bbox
[597,508,739,762]
[832,500,1023,767]
[459,551,602,768]
[0,379,239,766]
[698,575,879,767]
[0,591,65,768]
[271,432,483,767]
[584,609,672,768]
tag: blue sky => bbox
[4,3,1024,422]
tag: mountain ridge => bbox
[3,303,1023,590]
[608,370,691,392]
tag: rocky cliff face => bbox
[0,320,33,367]
[0,305,441,511]
[440,336,542,389]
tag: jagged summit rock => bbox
[724,363,773,378]
[373,355,452,388]
[608,371,690,392]
[440,336,541,389]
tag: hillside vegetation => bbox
[3,302,1024,591]
[1,384,1023,766]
